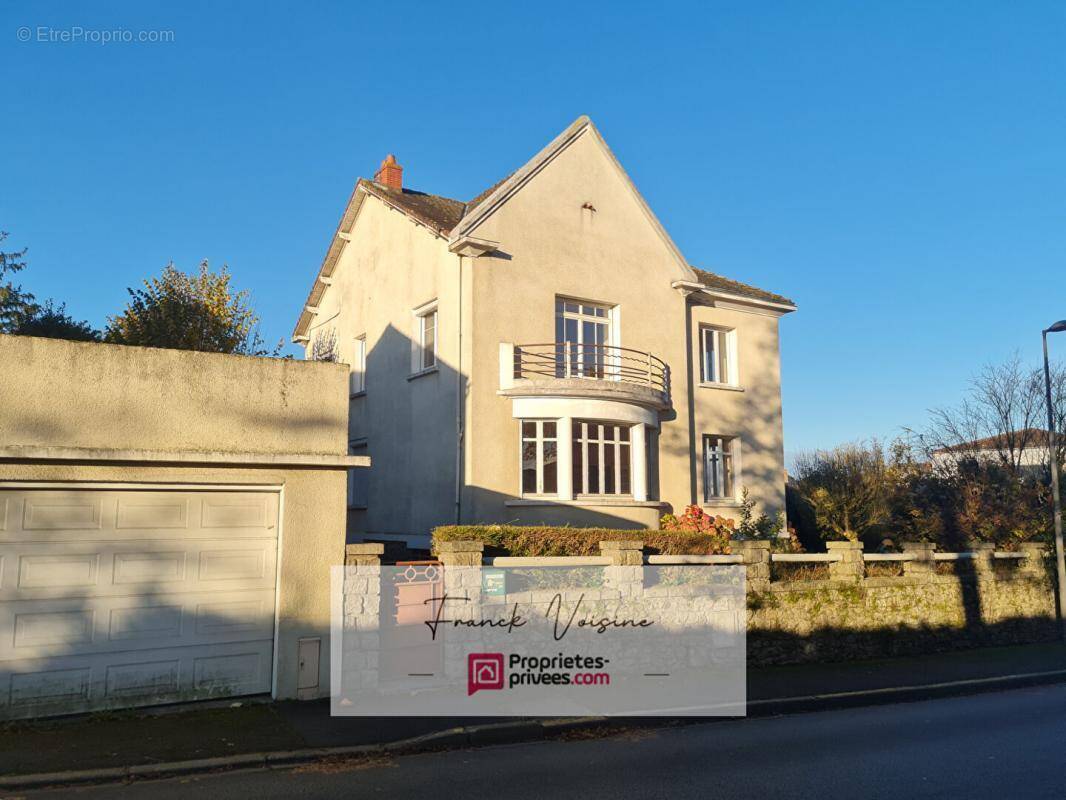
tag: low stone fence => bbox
[344,540,1057,667]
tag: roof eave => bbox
[671,280,797,314]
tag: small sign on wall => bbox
[481,569,506,596]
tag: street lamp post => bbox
[1042,320,1066,637]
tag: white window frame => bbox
[702,434,738,503]
[350,335,366,396]
[554,297,619,379]
[347,439,369,509]
[699,326,737,386]
[519,420,559,497]
[411,300,438,375]
[573,420,633,497]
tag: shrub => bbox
[432,524,731,556]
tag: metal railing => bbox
[513,343,669,394]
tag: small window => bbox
[350,335,366,395]
[413,304,438,373]
[702,435,736,501]
[700,326,735,385]
[573,420,632,496]
[348,441,369,509]
[520,420,558,496]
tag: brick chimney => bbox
[374,154,403,190]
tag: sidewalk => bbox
[3,642,1066,780]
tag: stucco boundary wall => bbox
[346,539,1057,667]
[0,334,368,702]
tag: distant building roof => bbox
[932,428,1050,455]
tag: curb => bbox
[4,669,1066,791]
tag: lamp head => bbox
[1046,320,1066,334]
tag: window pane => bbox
[522,439,537,494]
[703,329,716,382]
[555,298,564,313]
[604,443,616,494]
[620,444,631,494]
[543,421,557,439]
[588,440,600,494]
[618,426,630,442]
[522,421,536,439]
[422,313,436,369]
[719,332,730,384]
[565,301,579,314]
[543,441,558,494]
[572,431,584,493]
[722,452,734,497]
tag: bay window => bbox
[520,420,558,496]
[573,421,632,496]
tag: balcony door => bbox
[555,299,612,379]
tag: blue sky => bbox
[2,1,1063,459]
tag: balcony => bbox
[498,343,671,412]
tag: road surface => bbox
[23,682,1066,799]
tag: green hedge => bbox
[432,525,730,557]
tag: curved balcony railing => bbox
[512,343,669,395]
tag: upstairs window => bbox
[573,421,631,496]
[700,326,735,385]
[412,302,438,373]
[350,335,366,395]
[702,435,736,501]
[555,298,612,379]
[520,420,558,496]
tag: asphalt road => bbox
[21,683,1066,799]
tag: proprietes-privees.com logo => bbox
[468,652,611,696]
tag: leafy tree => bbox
[793,440,889,543]
[12,300,100,342]
[105,261,279,355]
[0,231,35,331]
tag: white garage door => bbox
[0,486,279,720]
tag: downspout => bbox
[455,254,465,525]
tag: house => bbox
[930,428,1052,476]
[292,116,795,547]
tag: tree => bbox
[12,300,100,342]
[917,354,1063,474]
[105,261,279,355]
[793,440,889,543]
[0,231,35,331]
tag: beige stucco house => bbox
[293,116,795,547]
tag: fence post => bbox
[601,540,644,597]
[733,540,771,592]
[345,543,384,567]
[1019,542,1047,577]
[827,541,865,582]
[970,543,995,579]
[435,540,484,567]
[902,541,936,576]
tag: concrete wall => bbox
[1,334,346,456]
[304,195,462,542]
[0,334,352,700]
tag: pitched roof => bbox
[358,179,466,235]
[690,267,794,308]
[293,116,796,340]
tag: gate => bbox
[380,561,444,681]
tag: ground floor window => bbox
[574,420,631,496]
[702,435,736,501]
[521,420,558,495]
